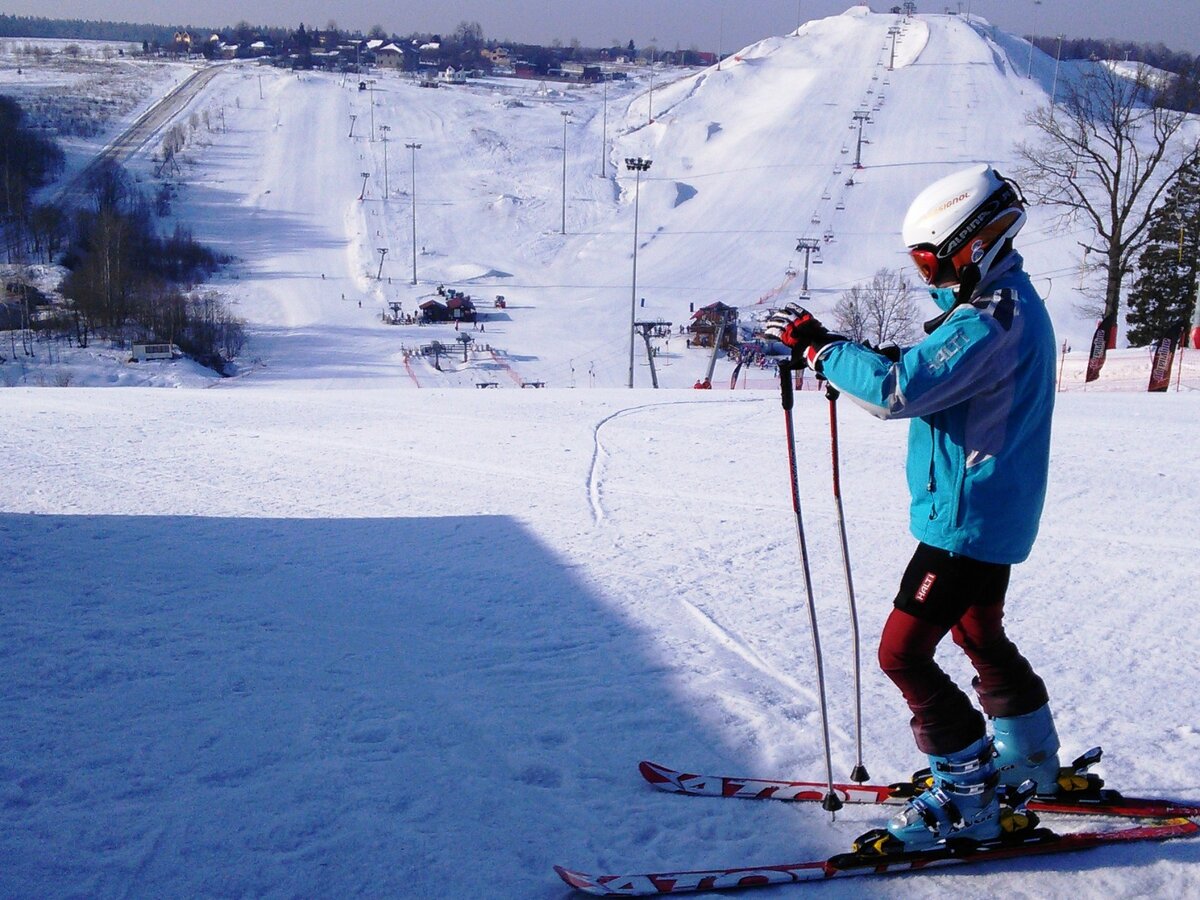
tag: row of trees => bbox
[0,95,65,260]
[1016,62,1200,348]
[1,91,242,372]
[57,161,237,366]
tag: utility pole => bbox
[625,157,652,388]
[852,110,870,169]
[406,142,421,284]
[795,237,821,296]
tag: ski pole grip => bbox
[779,360,794,410]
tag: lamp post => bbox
[359,171,370,201]
[380,124,391,197]
[625,157,652,388]
[406,142,421,284]
[560,110,571,234]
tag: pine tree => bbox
[1126,157,1200,347]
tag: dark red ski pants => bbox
[877,543,1049,756]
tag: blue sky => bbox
[7,2,1200,55]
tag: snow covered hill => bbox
[11,7,1189,391]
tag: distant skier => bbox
[766,165,1063,853]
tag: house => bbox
[440,66,467,85]
[418,41,442,68]
[445,293,476,321]
[131,342,174,362]
[376,43,405,69]
[482,47,511,69]
[688,302,739,349]
[419,299,450,322]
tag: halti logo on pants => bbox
[915,572,937,603]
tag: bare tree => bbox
[1016,62,1200,328]
[833,268,921,345]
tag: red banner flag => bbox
[1147,335,1178,392]
[1085,320,1110,383]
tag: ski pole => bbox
[778,360,843,813]
[824,380,870,784]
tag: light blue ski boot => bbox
[879,736,1001,852]
[991,703,1062,797]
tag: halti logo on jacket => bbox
[928,331,968,373]
[915,572,937,603]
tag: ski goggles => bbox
[909,245,954,286]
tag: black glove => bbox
[764,302,845,369]
[863,339,902,363]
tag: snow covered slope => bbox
[2,387,1198,897]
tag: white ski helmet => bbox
[902,164,1027,289]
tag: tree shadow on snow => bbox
[0,512,715,897]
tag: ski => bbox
[555,817,1199,895]
[639,759,1200,820]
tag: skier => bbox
[766,164,1063,853]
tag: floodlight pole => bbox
[407,142,422,284]
[1026,1,1042,79]
[600,76,609,177]
[380,124,391,197]
[1050,33,1065,119]
[561,110,571,234]
[625,157,652,389]
[368,79,377,140]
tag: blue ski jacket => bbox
[813,253,1056,564]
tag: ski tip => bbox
[638,760,674,785]
[554,865,603,893]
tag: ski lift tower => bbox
[795,237,822,297]
[633,319,672,388]
[852,110,871,169]
[887,27,901,70]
